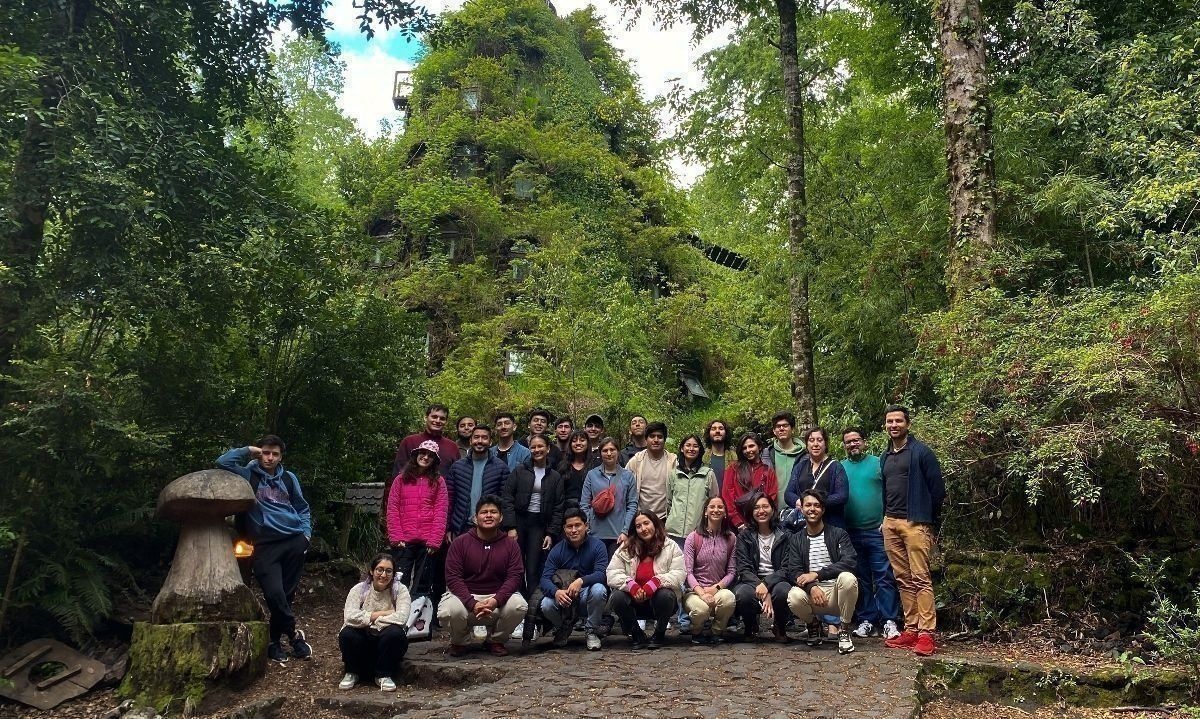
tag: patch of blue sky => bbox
[328,27,424,64]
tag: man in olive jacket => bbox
[783,489,859,654]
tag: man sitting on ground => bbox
[439,495,528,657]
[539,508,610,651]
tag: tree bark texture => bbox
[0,0,91,370]
[937,0,997,300]
[775,0,818,427]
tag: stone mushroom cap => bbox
[157,469,256,522]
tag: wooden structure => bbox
[336,482,386,555]
[0,640,106,710]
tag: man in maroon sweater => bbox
[438,495,527,656]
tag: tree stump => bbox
[121,469,268,714]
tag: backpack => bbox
[400,552,434,641]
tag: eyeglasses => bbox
[373,567,394,575]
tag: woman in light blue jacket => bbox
[580,437,638,558]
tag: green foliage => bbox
[1128,553,1200,697]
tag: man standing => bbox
[762,412,803,490]
[842,428,901,640]
[455,415,476,455]
[620,414,648,465]
[446,426,511,540]
[626,422,676,522]
[539,509,609,651]
[702,419,736,489]
[439,496,528,657]
[784,489,859,655]
[522,408,561,467]
[879,406,944,656]
[390,404,462,518]
[491,412,531,472]
[552,416,574,456]
[217,436,313,663]
[583,414,605,461]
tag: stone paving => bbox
[316,630,921,719]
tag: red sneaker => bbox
[884,630,919,649]
[447,643,469,657]
[485,641,510,657]
[913,632,937,656]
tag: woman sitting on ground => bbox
[606,511,686,649]
[338,554,411,692]
[733,492,793,642]
[682,496,738,644]
[722,433,779,530]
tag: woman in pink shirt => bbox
[387,440,450,597]
[683,496,738,644]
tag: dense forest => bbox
[1,0,1198,660]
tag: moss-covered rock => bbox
[918,656,1194,710]
[119,621,268,715]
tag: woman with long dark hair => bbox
[721,433,779,530]
[556,429,597,507]
[682,496,737,644]
[386,440,449,596]
[606,511,686,649]
[338,553,411,691]
[784,426,850,527]
[733,492,793,642]
[666,433,719,546]
[501,434,567,599]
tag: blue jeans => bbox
[540,583,609,632]
[671,535,691,629]
[847,527,899,626]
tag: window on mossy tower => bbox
[679,372,710,402]
[462,86,481,113]
[451,143,482,178]
[513,177,535,200]
[504,350,527,377]
[393,71,413,111]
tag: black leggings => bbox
[515,512,548,597]
[733,581,791,631]
[610,588,677,636]
[338,625,409,678]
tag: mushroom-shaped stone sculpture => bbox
[151,469,263,624]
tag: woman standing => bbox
[607,511,686,649]
[666,433,719,546]
[721,433,779,530]
[386,439,450,596]
[682,497,737,644]
[580,437,639,557]
[733,493,793,642]
[556,429,597,507]
[338,554,411,691]
[784,427,850,527]
[502,434,567,597]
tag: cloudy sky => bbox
[322,0,728,184]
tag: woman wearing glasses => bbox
[338,554,412,692]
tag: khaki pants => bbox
[882,516,937,632]
[787,572,859,624]
[437,592,528,645]
[683,588,737,632]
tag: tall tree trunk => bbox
[0,0,91,370]
[776,0,818,427]
[938,0,996,300]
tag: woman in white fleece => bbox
[338,554,411,692]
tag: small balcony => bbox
[393,70,413,111]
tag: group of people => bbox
[215,403,944,694]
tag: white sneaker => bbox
[586,632,602,651]
[853,620,874,638]
[377,676,396,692]
[472,625,488,640]
[882,620,901,640]
[338,673,357,690]
[838,630,856,655]
[513,620,525,638]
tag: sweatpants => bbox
[253,533,308,642]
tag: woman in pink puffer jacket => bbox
[387,440,449,595]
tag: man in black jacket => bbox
[783,489,859,654]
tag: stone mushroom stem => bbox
[151,519,261,624]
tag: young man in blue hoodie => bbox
[218,435,313,664]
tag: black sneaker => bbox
[805,621,823,647]
[647,632,666,650]
[629,628,649,650]
[290,630,312,660]
[268,641,289,664]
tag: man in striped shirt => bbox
[783,489,860,654]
